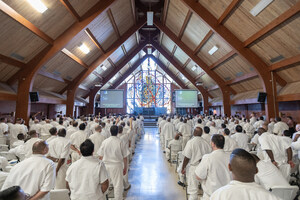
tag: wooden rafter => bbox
[93,71,103,80]
[207,85,219,91]
[0,92,17,101]
[273,72,287,87]
[0,54,25,69]
[110,56,147,89]
[0,1,54,44]
[193,30,213,55]
[38,69,70,84]
[61,48,89,69]
[244,1,300,47]
[85,28,105,54]
[277,93,300,102]
[210,50,236,70]
[152,41,213,98]
[178,10,192,39]
[225,71,258,85]
[269,54,300,71]
[150,55,188,89]
[59,0,81,22]
[218,0,241,24]
[195,71,206,80]
[121,45,132,67]
[171,45,177,56]
[153,19,236,95]
[107,58,116,68]
[162,0,170,25]
[107,8,121,38]
[182,58,191,69]
[135,32,140,44]
[130,0,136,24]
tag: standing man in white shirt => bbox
[210,148,279,200]
[47,128,71,189]
[89,125,105,156]
[2,141,55,200]
[9,119,27,147]
[66,121,78,139]
[195,134,231,200]
[40,120,53,140]
[70,123,88,163]
[162,118,175,152]
[24,130,42,159]
[178,119,192,150]
[66,139,109,200]
[98,125,128,200]
[273,117,289,136]
[181,127,212,200]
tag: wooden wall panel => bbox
[198,0,231,19]
[0,11,48,63]
[3,0,75,39]
[165,0,189,36]
[277,64,300,82]
[278,101,300,123]
[278,81,300,95]
[173,46,189,66]
[69,0,99,16]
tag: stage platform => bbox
[143,115,158,127]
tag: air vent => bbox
[249,67,254,71]
[66,76,72,80]
[53,70,61,76]
[236,72,244,77]
[270,55,284,63]
[224,77,231,81]
[10,53,24,61]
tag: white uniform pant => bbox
[182,136,190,150]
[55,163,68,189]
[279,163,291,181]
[123,156,130,189]
[188,165,199,200]
[106,162,124,200]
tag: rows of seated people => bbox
[0,114,145,200]
[158,114,300,200]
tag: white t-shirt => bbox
[48,137,70,161]
[89,132,106,156]
[182,136,211,165]
[0,123,8,137]
[98,136,127,164]
[195,149,231,198]
[24,137,42,159]
[66,156,108,200]
[70,130,88,149]
[231,132,249,151]
[210,180,280,200]
[223,135,238,153]
[2,154,55,200]
[178,123,192,137]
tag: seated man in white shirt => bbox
[210,148,279,200]
[47,128,70,189]
[66,139,109,200]
[195,134,231,200]
[166,133,182,161]
[2,141,55,200]
[11,133,25,148]
[251,154,290,190]
[70,123,88,163]
[46,127,57,144]
[231,125,249,151]
[24,130,42,159]
[223,128,238,153]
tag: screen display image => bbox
[175,90,198,108]
[100,90,124,108]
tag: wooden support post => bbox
[222,91,231,117]
[66,89,76,117]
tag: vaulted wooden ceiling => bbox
[0,0,299,105]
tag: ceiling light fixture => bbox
[102,65,107,71]
[27,0,48,13]
[79,43,90,54]
[250,0,273,16]
[208,45,219,55]
[147,11,154,26]
[191,65,197,71]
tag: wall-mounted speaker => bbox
[257,92,267,103]
[29,92,39,102]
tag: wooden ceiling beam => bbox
[150,55,188,89]
[244,2,300,47]
[0,54,25,69]
[162,0,170,25]
[59,0,81,22]
[130,0,136,24]
[153,19,236,95]
[152,41,213,98]
[193,30,213,55]
[182,58,191,69]
[0,92,17,101]
[218,0,241,24]
[277,93,300,102]
[61,48,89,69]
[225,71,258,85]
[269,54,300,71]
[0,1,54,44]
[107,8,121,38]
[210,50,236,70]
[195,71,206,80]
[107,58,116,68]
[85,28,105,54]
[38,69,70,84]
[78,84,90,91]
[92,71,103,80]
[207,85,219,91]
[273,72,287,87]
[110,56,147,89]
[178,10,192,39]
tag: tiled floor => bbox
[125,128,186,200]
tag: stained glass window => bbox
[126,58,173,113]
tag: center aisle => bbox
[125,128,186,200]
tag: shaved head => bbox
[32,141,48,155]
[193,127,203,136]
[229,148,257,182]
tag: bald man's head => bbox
[32,141,48,155]
[193,127,203,136]
[95,125,102,132]
[229,148,257,183]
